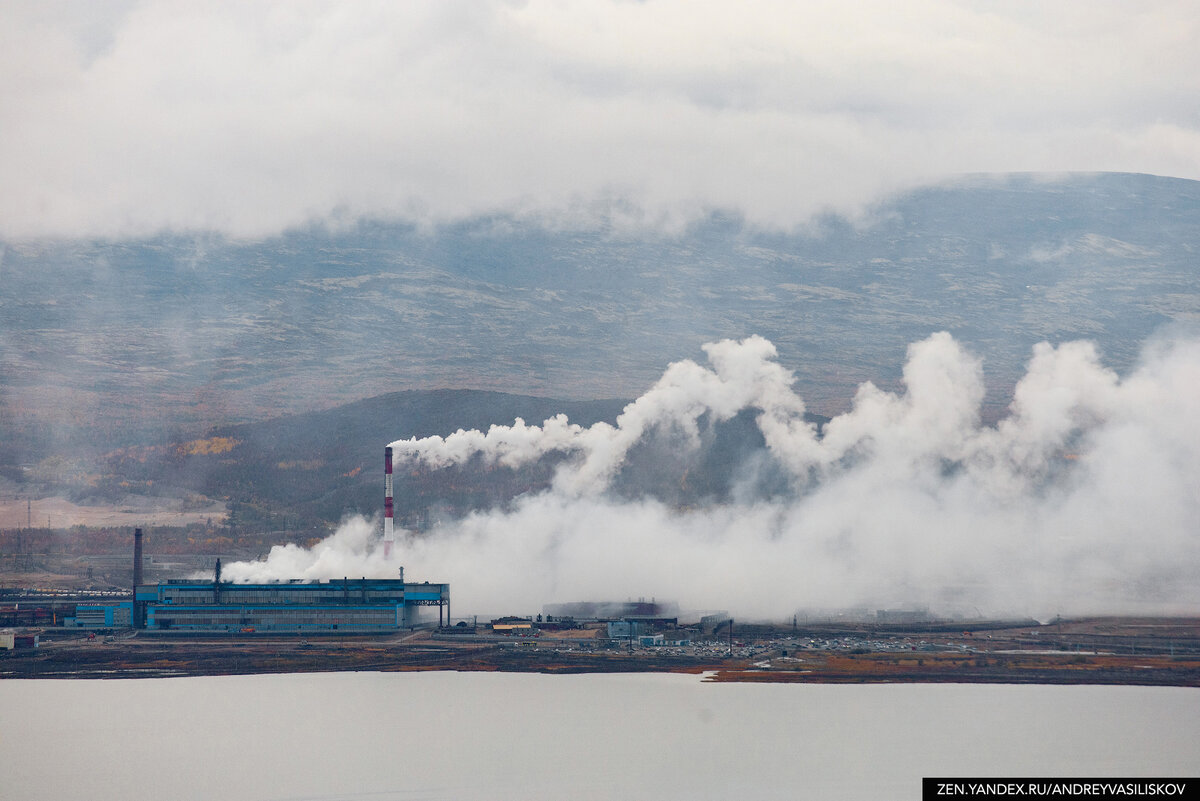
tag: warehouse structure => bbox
[131,577,449,634]
[69,601,133,629]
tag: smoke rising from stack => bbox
[223,331,1200,619]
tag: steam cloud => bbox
[223,332,1200,620]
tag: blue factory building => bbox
[129,578,449,634]
[68,601,133,629]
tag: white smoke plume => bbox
[224,332,1200,620]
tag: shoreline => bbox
[5,628,1199,685]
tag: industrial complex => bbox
[37,447,683,638]
[55,447,450,635]
[5,444,1199,689]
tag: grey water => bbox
[1,672,1196,801]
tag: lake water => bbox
[1,672,1196,800]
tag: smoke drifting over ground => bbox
[223,332,1200,620]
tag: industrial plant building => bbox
[63,450,452,636]
[70,601,133,629]
[65,579,449,634]
[128,578,449,634]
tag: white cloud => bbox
[1,0,1198,238]
[228,332,1200,619]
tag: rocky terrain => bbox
[1,172,1198,530]
[4,172,1198,453]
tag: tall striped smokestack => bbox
[384,446,394,559]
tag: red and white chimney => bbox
[383,445,394,558]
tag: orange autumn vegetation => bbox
[276,460,325,470]
[177,437,240,456]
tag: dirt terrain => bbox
[0,496,227,530]
[5,618,1199,686]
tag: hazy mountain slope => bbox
[125,390,832,528]
[1,172,1197,465]
[94,391,629,529]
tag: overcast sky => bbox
[2,0,1198,240]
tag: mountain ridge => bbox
[2,171,1197,463]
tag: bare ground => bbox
[5,621,1200,686]
[0,496,227,529]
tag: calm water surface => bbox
[1,672,1196,801]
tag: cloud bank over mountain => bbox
[2,1,1198,239]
